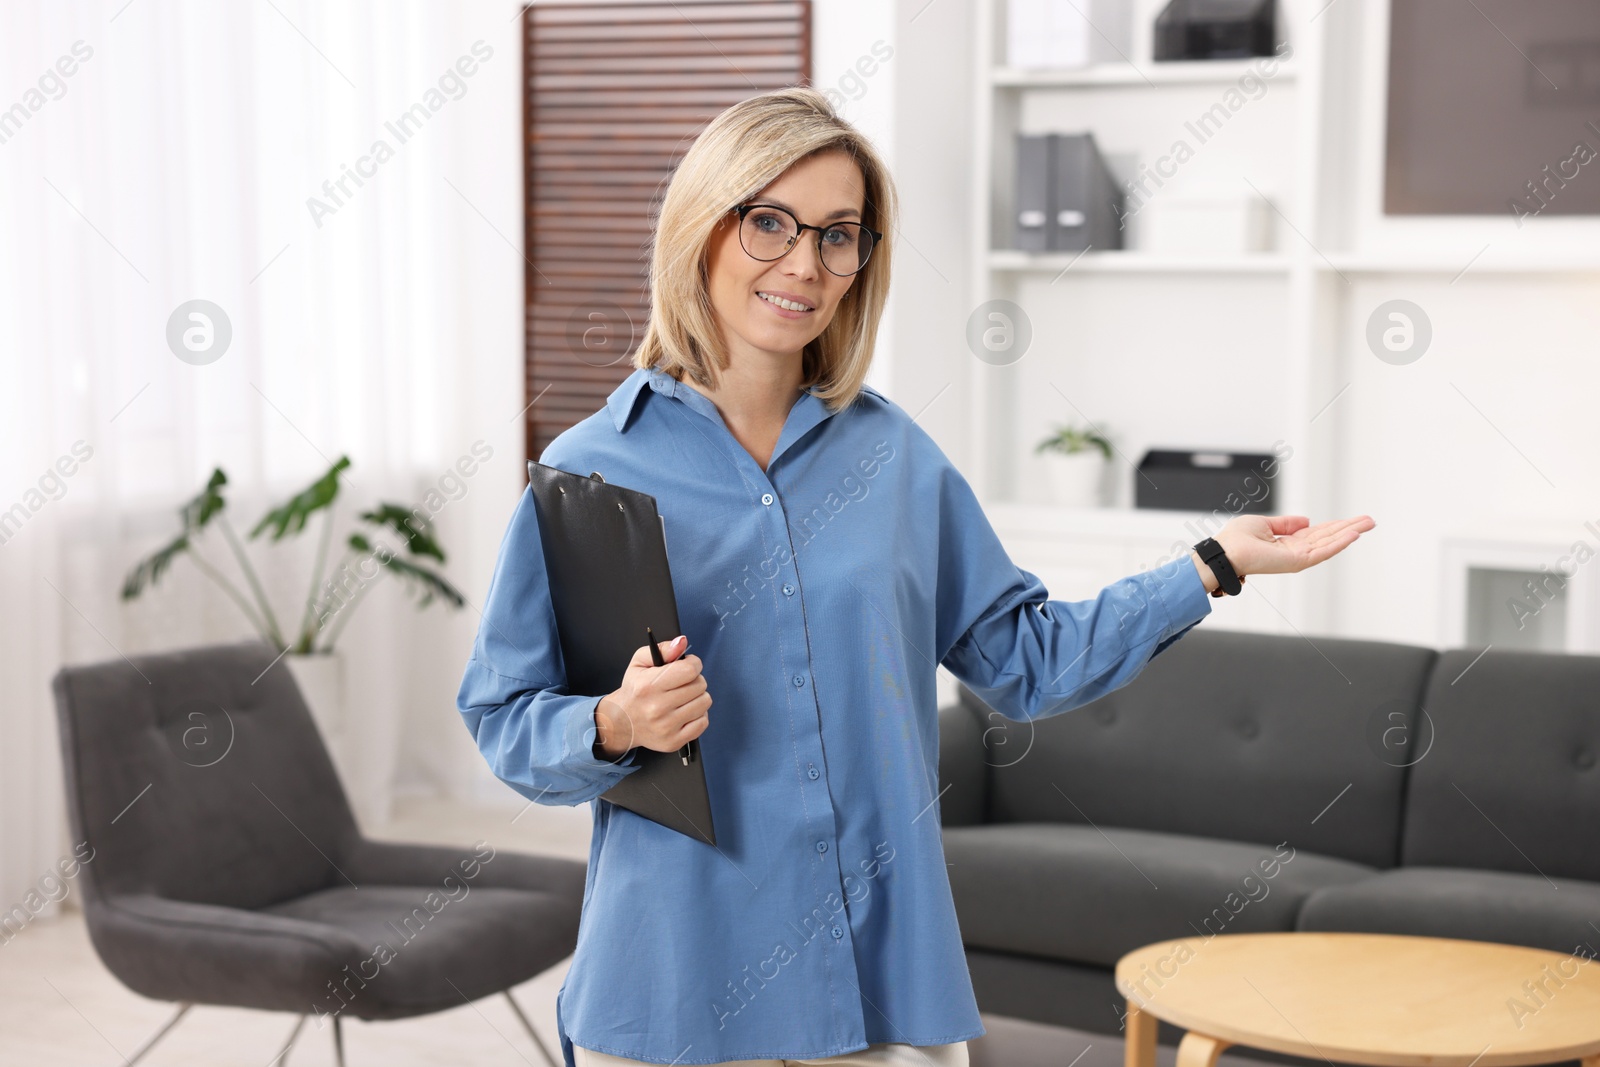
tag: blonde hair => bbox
[632,86,897,413]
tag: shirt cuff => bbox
[1141,552,1215,639]
[568,696,641,772]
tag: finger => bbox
[1263,515,1310,537]
[674,712,709,748]
[673,696,712,739]
[656,655,707,687]
[1299,516,1373,547]
[659,667,708,698]
[1303,526,1367,566]
[1282,516,1360,543]
[632,634,688,668]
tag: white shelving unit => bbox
[964,0,1600,645]
[968,0,1333,634]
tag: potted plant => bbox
[1034,423,1113,507]
[121,457,465,792]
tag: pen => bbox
[647,625,693,765]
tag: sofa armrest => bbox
[938,696,988,826]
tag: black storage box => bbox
[1134,449,1278,514]
[1153,0,1277,61]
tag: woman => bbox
[457,87,1374,1067]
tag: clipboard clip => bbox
[554,471,606,496]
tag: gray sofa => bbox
[938,627,1600,1052]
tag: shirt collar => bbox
[605,367,656,432]
[607,365,838,431]
[607,365,884,466]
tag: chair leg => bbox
[332,1013,346,1067]
[268,1014,308,1067]
[504,990,561,1067]
[123,1002,193,1067]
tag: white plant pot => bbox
[1043,451,1106,507]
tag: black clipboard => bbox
[526,460,716,846]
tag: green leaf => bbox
[358,503,445,563]
[250,456,351,541]
[380,554,465,610]
[180,468,228,532]
[346,533,464,610]
[1035,425,1113,459]
[121,534,191,600]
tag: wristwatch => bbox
[1193,537,1245,598]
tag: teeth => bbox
[759,292,813,312]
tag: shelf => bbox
[1316,254,1600,276]
[989,249,1292,274]
[993,60,1298,89]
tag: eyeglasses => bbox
[732,203,883,277]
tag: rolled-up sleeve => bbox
[932,452,1212,722]
[457,484,642,807]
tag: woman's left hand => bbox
[1215,513,1376,581]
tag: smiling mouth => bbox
[756,291,815,313]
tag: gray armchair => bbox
[53,640,587,1066]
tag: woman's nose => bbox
[781,235,823,278]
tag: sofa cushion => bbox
[939,700,988,827]
[259,884,579,1017]
[1401,647,1600,883]
[944,823,1374,968]
[1297,866,1600,955]
[961,628,1437,869]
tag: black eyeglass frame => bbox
[731,202,885,277]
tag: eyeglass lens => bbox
[739,207,874,276]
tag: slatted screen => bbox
[521,0,813,462]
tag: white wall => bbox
[388,3,535,808]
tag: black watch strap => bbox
[1194,537,1244,597]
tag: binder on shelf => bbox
[526,460,716,846]
[1016,133,1053,253]
[1053,132,1124,252]
[1015,132,1124,254]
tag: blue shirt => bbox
[456,365,1214,1067]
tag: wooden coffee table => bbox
[1116,932,1600,1067]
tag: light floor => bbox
[0,796,1258,1067]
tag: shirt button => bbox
[793,674,805,688]
[816,840,828,853]
[782,583,794,596]
[807,765,819,780]
[761,493,774,506]
[831,925,843,939]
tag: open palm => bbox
[1217,514,1375,579]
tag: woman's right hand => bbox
[593,635,711,759]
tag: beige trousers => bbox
[573,1039,970,1067]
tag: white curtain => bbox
[0,0,527,913]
